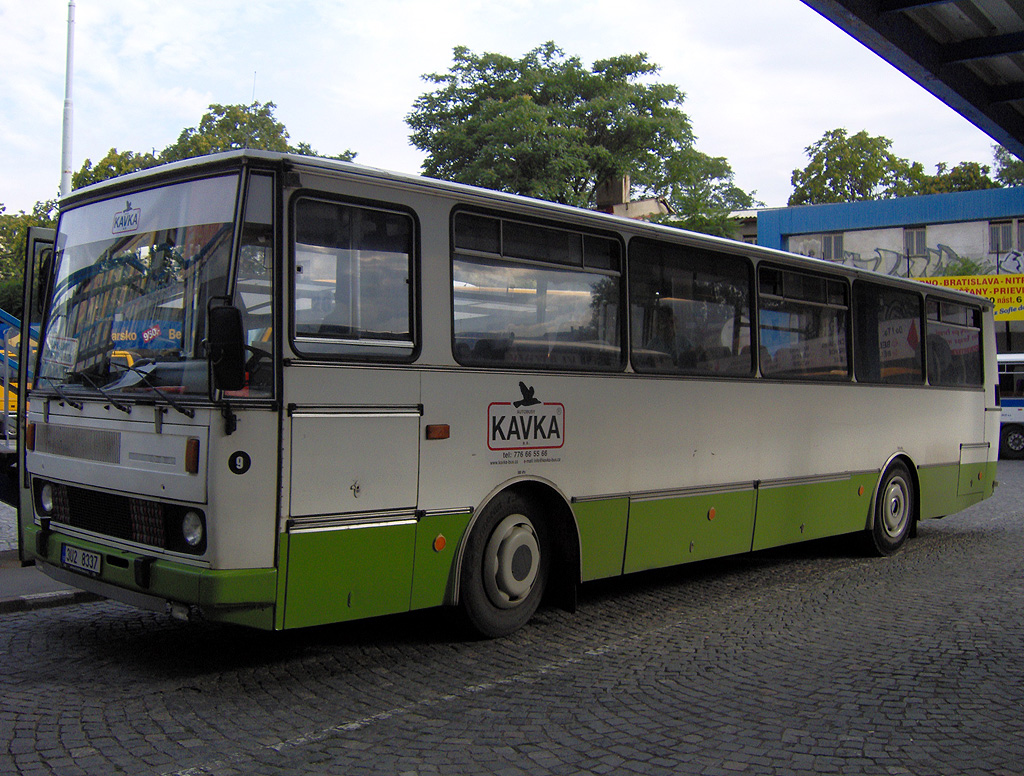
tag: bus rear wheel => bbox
[869,461,914,556]
[1000,425,1024,459]
[460,492,549,638]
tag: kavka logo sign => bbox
[487,382,565,451]
[112,201,141,235]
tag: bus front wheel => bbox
[1000,425,1024,459]
[869,461,914,556]
[460,492,550,638]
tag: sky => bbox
[0,0,1005,214]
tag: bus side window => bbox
[853,282,924,384]
[292,197,415,360]
[628,238,753,377]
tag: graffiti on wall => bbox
[789,236,1023,278]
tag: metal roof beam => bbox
[944,30,1024,63]
[801,0,1024,159]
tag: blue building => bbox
[754,187,1024,351]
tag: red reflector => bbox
[26,423,35,451]
[185,438,200,474]
[425,424,450,440]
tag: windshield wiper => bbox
[69,370,132,414]
[114,363,195,419]
[41,377,84,410]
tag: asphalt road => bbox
[2,463,1023,776]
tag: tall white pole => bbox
[60,0,76,198]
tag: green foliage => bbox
[789,129,928,205]
[939,256,988,276]
[0,277,24,320]
[406,42,701,209]
[994,145,1024,186]
[0,200,57,286]
[920,161,999,194]
[74,102,356,190]
[73,148,160,190]
[651,148,760,237]
[790,129,1009,205]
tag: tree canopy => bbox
[73,102,356,189]
[995,144,1024,186]
[789,128,1008,205]
[789,129,927,205]
[406,42,746,216]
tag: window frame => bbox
[288,192,420,363]
[756,263,851,382]
[450,208,626,373]
[628,237,755,378]
[852,280,926,385]
[925,296,983,387]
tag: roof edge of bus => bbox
[57,149,993,310]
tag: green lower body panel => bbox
[624,488,757,574]
[409,511,472,611]
[26,524,278,629]
[281,522,416,629]
[751,473,878,552]
[573,498,629,581]
[278,511,472,629]
[918,460,996,518]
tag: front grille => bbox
[36,481,205,554]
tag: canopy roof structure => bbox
[802,0,1024,159]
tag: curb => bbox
[0,589,101,614]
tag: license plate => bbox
[61,544,102,577]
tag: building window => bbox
[822,233,843,262]
[904,227,927,257]
[990,221,1013,253]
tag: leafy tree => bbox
[73,148,160,190]
[921,161,999,194]
[652,148,760,237]
[0,201,57,281]
[939,255,988,276]
[406,43,702,209]
[0,200,57,317]
[76,102,355,189]
[789,129,928,205]
[994,144,1024,186]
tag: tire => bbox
[460,492,550,638]
[1000,425,1024,460]
[869,461,915,556]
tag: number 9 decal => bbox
[229,451,252,475]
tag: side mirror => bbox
[207,302,246,392]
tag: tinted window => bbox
[927,298,982,386]
[293,198,414,359]
[853,282,924,384]
[452,212,622,371]
[629,239,753,376]
[758,266,849,380]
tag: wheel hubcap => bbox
[483,514,540,609]
[882,475,909,538]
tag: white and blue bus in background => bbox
[998,353,1024,458]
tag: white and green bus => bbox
[17,150,998,637]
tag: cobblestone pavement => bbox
[3,463,1024,776]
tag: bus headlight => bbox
[182,511,204,547]
[39,482,55,515]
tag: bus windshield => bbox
[38,175,240,398]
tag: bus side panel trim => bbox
[572,498,629,582]
[409,511,473,610]
[623,489,756,575]
[751,473,877,552]
[282,522,416,629]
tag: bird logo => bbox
[513,381,542,408]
